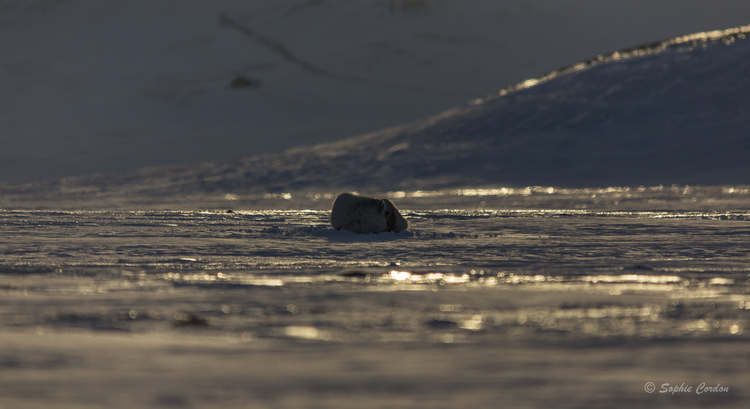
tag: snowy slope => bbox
[198,26,750,190]
[3,0,750,183]
[5,25,749,209]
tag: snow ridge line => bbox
[469,24,750,106]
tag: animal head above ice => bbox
[330,193,408,234]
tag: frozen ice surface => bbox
[1,199,750,408]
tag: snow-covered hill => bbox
[3,1,750,184]
[3,23,750,212]
[5,25,750,209]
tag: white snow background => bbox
[2,2,750,408]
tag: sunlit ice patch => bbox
[384,270,470,284]
[156,268,746,295]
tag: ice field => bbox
[2,191,750,408]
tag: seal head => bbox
[331,193,408,234]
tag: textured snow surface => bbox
[2,205,750,407]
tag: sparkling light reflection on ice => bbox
[205,185,750,203]
[284,326,331,341]
[1,207,750,344]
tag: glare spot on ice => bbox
[442,274,470,284]
[580,275,683,284]
[386,270,469,284]
[387,186,636,198]
[304,192,336,201]
[262,193,293,200]
[723,187,749,194]
[679,319,710,333]
[382,185,750,200]
[284,326,331,341]
[389,270,411,281]
[167,272,285,287]
[458,314,483,331]
[709,277,735,286]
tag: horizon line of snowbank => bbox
[467,24,750,107]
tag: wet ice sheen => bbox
[1,207,749,343]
